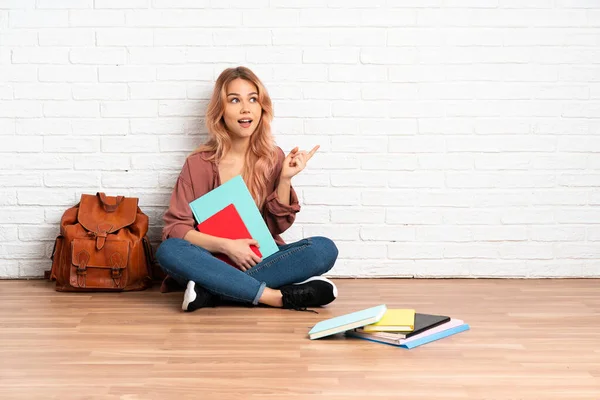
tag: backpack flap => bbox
[77,193,138,250]
[70,238,130,289]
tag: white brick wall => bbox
[1,1,599,279]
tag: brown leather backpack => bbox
[46,192,154,292]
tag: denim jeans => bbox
[155,236,339,305]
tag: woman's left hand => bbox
[280,145,319,180]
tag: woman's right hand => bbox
[223,239,262,272]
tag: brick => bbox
[39,29,95,46]
[303,188,360,206]
[71,118,128,135]
[0,225,18,241]
[126,9,241,27]
[130,118,187,135]
[14,84,70,100]
[362,190,416,207]
[72,84,128,100]
[0,243,46,259]
[0,66,37,82]
[213,29,270,46]
[502,208,556,224]
[389,172,445,188]
[416,226,473,242]
[101,101,157,117]
[472,226,528,241]
[158,100,207,117]
[11,47,69,64]
[331,136,387,153]
[74,154,131,171]
[303,48,359,64]
[0,118,16,136]
[337,242,387,259]
[361,226,415,242]
[96,29,153,46]
[0,100,42,117]
[44,136,100,152]
[43,101,99,117]
[69,10,124,26]
[39,66,97,82]
[10,10,68,27]
[243,9,299,27]
[102,172,158,188]
[275,100,331,118]
[500,243,554,259]
[530,226,586,242]
[102,136,159,152]
[332,207,385,224]
[70,48,126,65]
[130,83,187,100]
[304,118,360,135]
[303,224,360,241]
[386,208,443,224]
[0,189,17,206]
[329,65,387,82]
[363,83,420,101]
[0,154,72,170]
[95,0,149,8]
[388,243,444,259]
[556,210,600,224]
[44,171,100,187]
[18,226,63,241]
[0,136,42,152]
[0,207,44,223]
[131,154,187,170]
[389,136,445,153]
[361,154,418,170]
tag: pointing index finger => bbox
[307,145,320,160]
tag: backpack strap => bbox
[97,192,124,213]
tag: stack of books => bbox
[308,304,469,349]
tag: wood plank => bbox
[0,279,599,399]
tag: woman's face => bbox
[223,78,262,139]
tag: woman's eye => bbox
[250,97,257,102]
[231,98,239,103]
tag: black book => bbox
[404,313,451,338]
[356,313,450,339]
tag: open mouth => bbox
[238,119,253,128]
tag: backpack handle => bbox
[97,192,124,213]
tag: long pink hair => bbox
[191,67,278,209]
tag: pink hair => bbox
[191,66,278,209]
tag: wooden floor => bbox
[1,279,599,400]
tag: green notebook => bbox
[308,304,387,340]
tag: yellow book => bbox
[359,309,415,332]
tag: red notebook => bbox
[197,203,262,269]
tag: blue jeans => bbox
[155,236,339,305]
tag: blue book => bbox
[188,175,279,260]
[346,322,470,349]
[402,323,469,349]
[308,304,387,340]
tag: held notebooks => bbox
[197,204,261,269]
[346,318,470,349]
[357,313,450,339]
[308,304,387,340]
[188,174,279,261]
[360,309,416,332]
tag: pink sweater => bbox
[161,147,301,246]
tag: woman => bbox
[156,66,339,313]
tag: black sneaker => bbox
[280,276,338,312]
[182,281,218,312]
